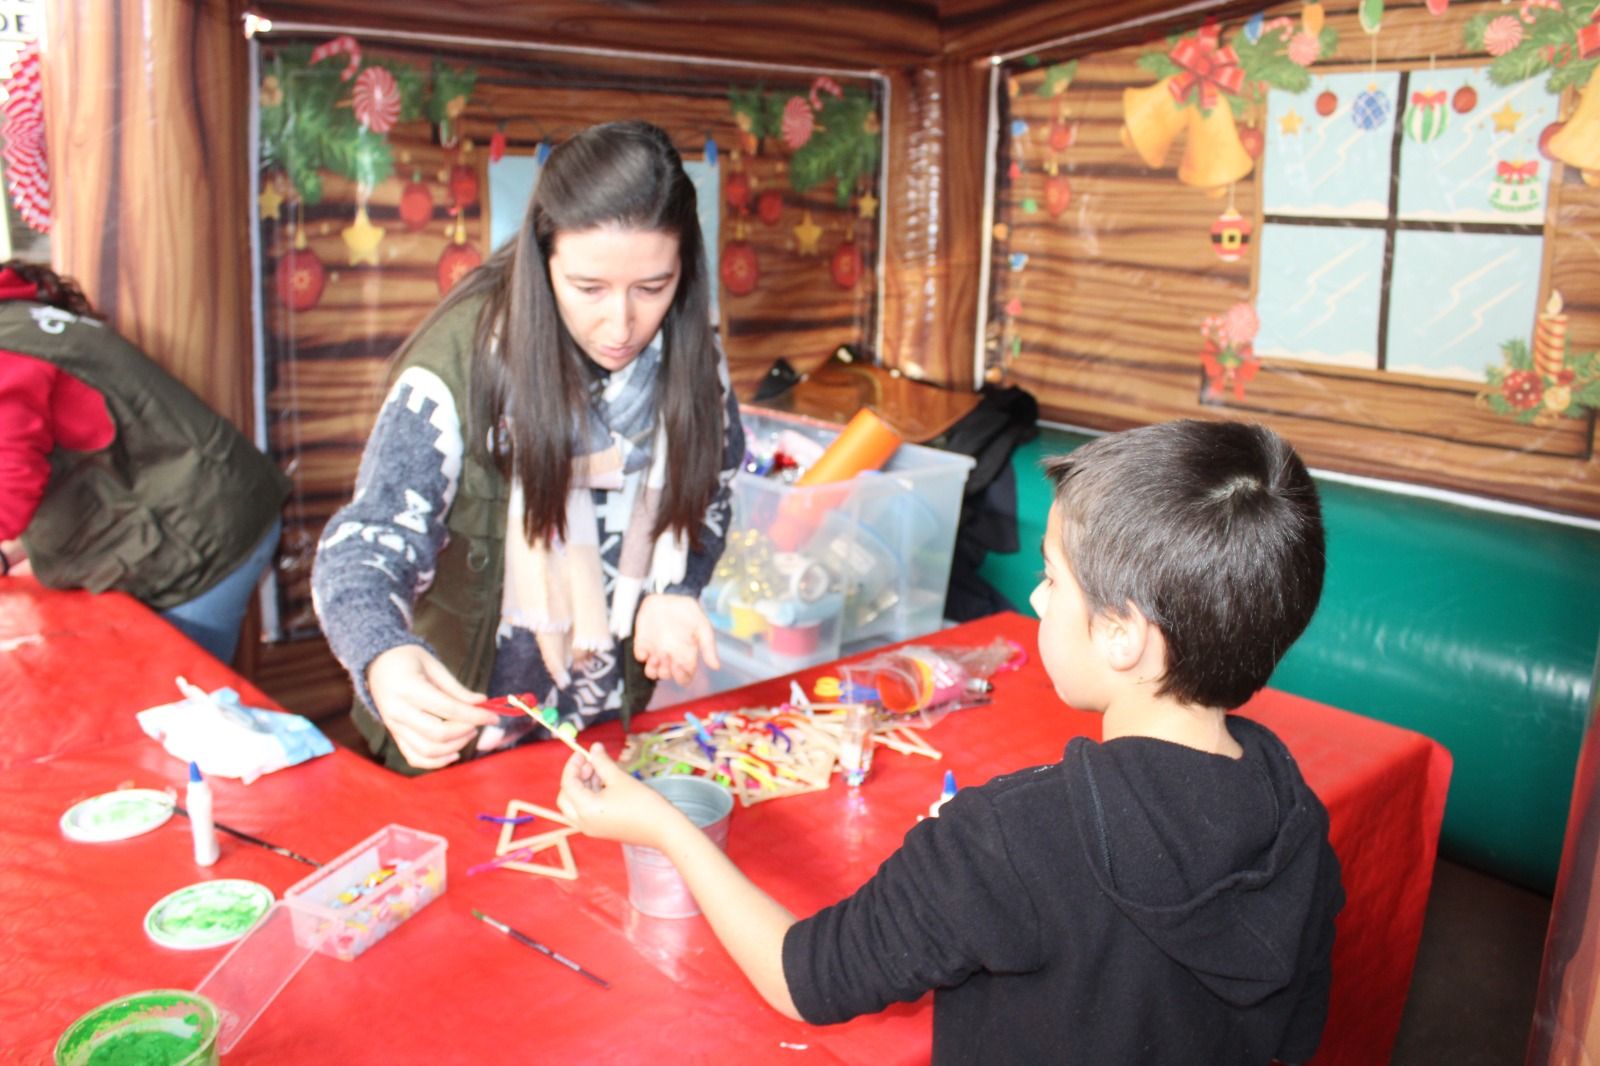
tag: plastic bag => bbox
[136,685,333,784]
[832,637,1026,719]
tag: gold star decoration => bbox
[1279,109,1303,135]
[857,191,879,219]
[1492,101,1522,133]
[258,183,284,222]
[793,211,823,255]
[341,204,386,266]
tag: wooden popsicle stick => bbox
[506,694,589,758]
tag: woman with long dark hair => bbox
[313,120,743,773]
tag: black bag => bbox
[926,385,1039,622]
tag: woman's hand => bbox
[633,593,719,686]
[557,744,685,848]
[365,645,498,769]
[1,538,31,577]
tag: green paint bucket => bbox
[54,990,219,1066]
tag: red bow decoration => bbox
[1497,159,1538,181]
[1579,14,1600,59]
[1200,338,1260,400]
[1168,23,1245,110]
[1411,90,1447,108]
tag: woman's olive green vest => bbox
[2,302,289,608]
[350,297,652,774]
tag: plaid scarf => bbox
[501,338,689,686]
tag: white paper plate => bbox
[59,789,175,843]
[144,879,275,950]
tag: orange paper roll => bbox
[771,408,903,550]
[794,407,903,487]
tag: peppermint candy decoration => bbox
[782,96,815,150]
[353,67,400,133]
[2,43,50,233]
[1484,15,1524,56]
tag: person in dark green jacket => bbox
[0,260,290,664]
[313,121,742,773]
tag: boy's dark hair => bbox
[1045,419,1325,709]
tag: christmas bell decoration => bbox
[1177,103,1254,189]
[1546,74,1600,173]
[1122,80,1190,168]
[1210,207,1253,262]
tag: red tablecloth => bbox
[0,586,1450,1065]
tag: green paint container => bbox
[54,990,219,1066]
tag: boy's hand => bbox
[557,744,686,848]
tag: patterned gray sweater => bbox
[312,344,742,753]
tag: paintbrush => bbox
[171,803,322,867]
[471,909,610,989]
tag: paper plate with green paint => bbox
[144,880,274,950]
[60,788,175,843]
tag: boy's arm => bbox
[557,746,800,1019]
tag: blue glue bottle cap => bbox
[941,770,957,798]
[189,760,202,783]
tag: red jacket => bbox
[0,269,114,540]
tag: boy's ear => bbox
[1092,602,1153,673]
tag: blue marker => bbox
[928,770,957,818]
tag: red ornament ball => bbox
[1315,91,1338,117]
[437,241,483,296]
[276,247,326,312]
[1045,175,1072,218]
[398,180,433,231]
[488,129,507,164]
[830,240,862,290]
[725,171,752,213]
[721,240,759,296]
[1238,126,1265,159]
[1538,121,1565,162]
[449,164,479,209]
[1048,121,1074,152]
[757,189,783,226]
[1453,86,1477,114]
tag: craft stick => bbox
[506,694,589,758]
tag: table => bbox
[0,582,1450,1064]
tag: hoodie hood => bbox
[1064,716,1332,1007]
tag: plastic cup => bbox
[54,989,219,1066]
[623,776,734,919]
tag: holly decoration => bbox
[437,211,481,295]
[732,81,883,207]
[398,171,433,231]
[830,239,862,290]
[1137,17,1341,123]
[1480,337,1600,423]
[1199,303,1261,400]
[258,41,476,205]
[721,237,759,296]
[1463,1,1599,94]
[276,227,326,311]
[757,189,783,225]
[1453,85,1478,113]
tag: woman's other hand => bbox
[365,645,497,769]
[556,743,684,847]
[633,593,719,686]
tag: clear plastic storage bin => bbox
[283,823,447,960]
[681,406,973,698]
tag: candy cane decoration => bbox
[808,75,843,111]
[309,34,362,81]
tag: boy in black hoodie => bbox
[558,419,1345,1065]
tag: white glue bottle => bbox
[187,761,220,866]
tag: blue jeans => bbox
[161,517,282,664]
